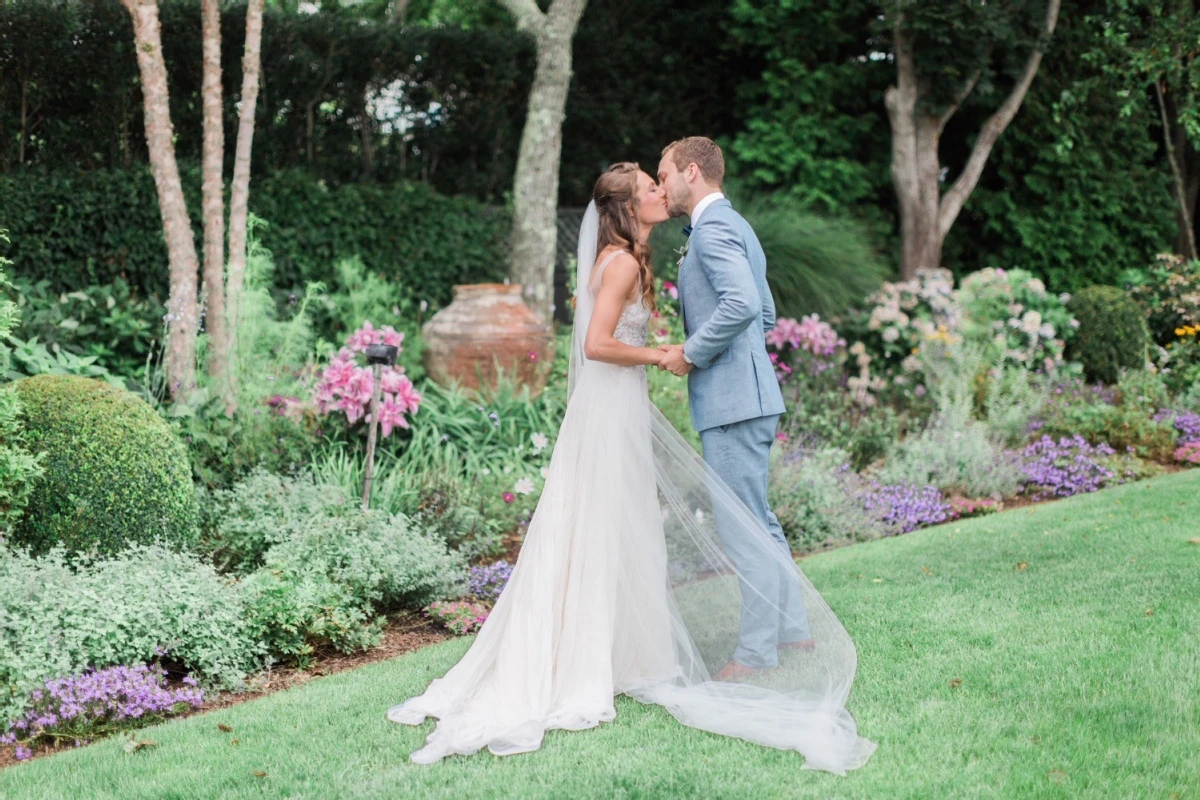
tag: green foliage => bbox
[1039,373,1176,460]
[0,243,45,533]
[1124,254,1200,346]
[768,446,882,552]
[12,276,164,380]
[0,169,509,309]
[878,343,1022,498]
[312,256,427,382]
[0,543,262,724]
[1068,285,1149,385]
[729,0,892,217]
[0,0,744,206]
[239,568,383,668]
[0,386,44,536]
[983,367,1048,448]
[730,189,890,320]
[12,376,198,557]
[957,268,1077,371]
[207,470,466,665]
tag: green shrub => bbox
[208,470,465,665]
[12,375,198,556]
[1068,285,1148,384]
[0,543,261,724]
[239,569,384,668]
[208,470,465,605]
[0,250,45,533]
[0,168,509,309]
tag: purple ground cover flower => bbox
[1019,435,1115,499]
[467,561,513,601]
[2,664,204,761]
[860,482,952,533]
[1154,409,1200,445]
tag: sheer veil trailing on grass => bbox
[387,203,874,774]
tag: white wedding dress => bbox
[387,205,875,774]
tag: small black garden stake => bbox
[362,343,398,510]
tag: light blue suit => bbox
[679,198,811,669]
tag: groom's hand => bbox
[659,344,693,377]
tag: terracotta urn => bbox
[422,284,555,396]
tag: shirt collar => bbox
[690,191,725,228]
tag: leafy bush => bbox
[12,376,198,556]
[1124,254,1200,346]
[0,543,261,725]
[0,250,44,535]
[12,276,163,381]
[239,569,384,668]
[1068,285,1148,385]
[877,343,1022,498]
[1039,375,1176,460]
[957,268,1077,372]
[1,168,509,308]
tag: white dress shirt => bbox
[690,191,725,228]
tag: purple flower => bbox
[860,482,952,533]
[1019,435,1115,499]
[3,664,204,759]
[467,561,514,601]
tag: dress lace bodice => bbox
[590,249,650,349]
[613,298,650,347]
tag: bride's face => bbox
[634,171,671,228]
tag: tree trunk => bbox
[200,0,228,382]
[886,0,1060,279]
[223,0,266,409]
[1159,81,1199,259]
[121,0,200,400]
[500,0,588,322]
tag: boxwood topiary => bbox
[12,375,198,556]
[1068,285,1148,385]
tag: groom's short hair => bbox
[662,137,725,187]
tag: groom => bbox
[656,137,813,681]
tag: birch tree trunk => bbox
[500,0,588,322]
[222,0,266,408]
[121,0,200,399]
[200,0,229,382]
[886,0,1061,279]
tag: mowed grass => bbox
[3,471,1198,799]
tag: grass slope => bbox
[3,471,1198,799]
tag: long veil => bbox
[569,202,875,774]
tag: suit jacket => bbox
[679,198,785,432]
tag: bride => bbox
[387,162,875,774]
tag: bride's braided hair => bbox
[592,162,657,312]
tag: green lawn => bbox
[4,471,1199,799]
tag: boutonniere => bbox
[675,241,689,270]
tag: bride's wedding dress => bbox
[387,207,875,774]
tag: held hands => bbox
[657,344,693,377]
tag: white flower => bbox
[503,465,512,474]
[901,355,921,373]
[1069,319,1081,329]
[1039,323,1056,339]
[531,432,549,452]
[1020,310,1043,335]
[482,468,491,475]
[540,467,549,479]
[882,327,901,343]
[514,477,536,495]
[694,508,706,523]
[1024,278,1046,294]
[1059,293,1072,304]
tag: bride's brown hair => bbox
[592,162,656,311]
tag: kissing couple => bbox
[387,136,876,775]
